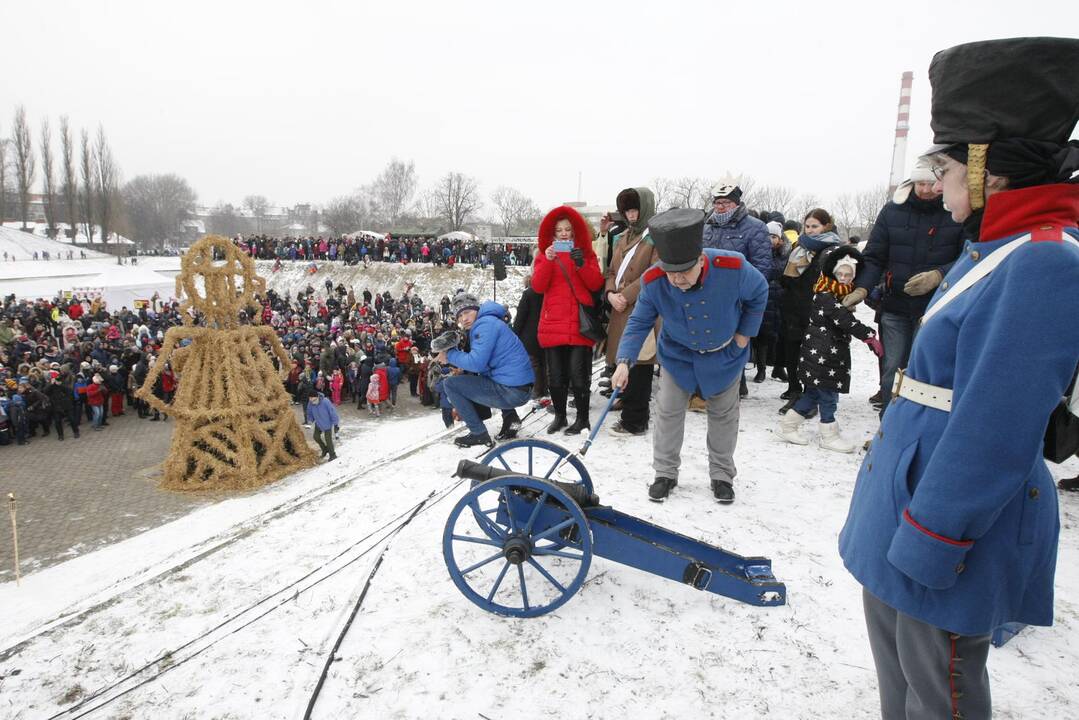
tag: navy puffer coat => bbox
[856,194,963,318]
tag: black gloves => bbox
[570,247,584,268]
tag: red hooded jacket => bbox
[531,206,604,348]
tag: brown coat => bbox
[604,229,660,365]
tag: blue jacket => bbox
[447,301,535,387]
[387,359,402,385]
[856,193,964,318]
[701,205,772,278]
[839,184,1079,636]
[616,249,768,397]
[305,393,340,431]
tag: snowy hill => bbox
[0,226,109,261]
[1,337,1077,719]
[258,260,531,312]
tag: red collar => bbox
[979,184,1079,242]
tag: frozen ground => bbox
[0,327,1077,719]
[0,226,110,262]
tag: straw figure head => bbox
[177,235,266,328]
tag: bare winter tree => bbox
[668,176,704,209]
[855,185,891,238]
[749,184,796,217]
[11,106,36,229]
[0,132,8,224]
[243,194,270,233]
[208,202,244,237]
[322,193,373,235]
[372,158,417,226]
[39,118,58,236]
[790,194,823,228]
[94,126,120,243]
[123,173,197,249]
[650,177,673,211]
[79,128,95,242]
[59,116,78,241]
[490,186,539,236]
[431,172,481,231]
[832,193,859,241]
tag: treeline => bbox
[0,106,121,243]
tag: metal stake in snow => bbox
[8,492,20,586]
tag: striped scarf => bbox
[813,274,853,299]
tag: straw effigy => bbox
[137,235,317,491]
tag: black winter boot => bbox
[496,410,521,440]
[564,392,590,435]
[548,387,568,434]
[648,477,677,502]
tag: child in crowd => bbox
[330,368,344,405]
[366,372,383,417]
[778,246,882,452]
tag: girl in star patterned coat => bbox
[778,245,882,451]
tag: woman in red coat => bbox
[531,205,604,434]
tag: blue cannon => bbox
[442,438,786,618]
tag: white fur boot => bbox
[778,410,810,445]
[819,421,855,453]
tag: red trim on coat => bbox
[1030,224,1064,242]
[643,266,666,284]
[902,509,973,547]
[713,255,742,269]
[978,183,1079,242]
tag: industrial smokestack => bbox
[888,71,913,193]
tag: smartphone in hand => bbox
[552,239,574,253]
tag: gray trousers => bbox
[863,587,991,720]
[653,372,739,483]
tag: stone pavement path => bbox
[0,395,436,582]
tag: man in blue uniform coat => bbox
[838,37,1079,720]
[611,208,768,503]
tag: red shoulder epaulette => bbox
[713,255,742,269]
[643,266,666,284]
[1030,224,1063,242]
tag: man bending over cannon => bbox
[611,208,768,503]
[438,291,536,448]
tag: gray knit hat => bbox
[451,291,480,318]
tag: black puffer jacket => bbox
[512,287,544,356]
[856,193,963,318]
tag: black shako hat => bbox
[648,208,705,273]
[926,37,1079,153]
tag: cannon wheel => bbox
[443,476,592,618]
[470,438,593,543]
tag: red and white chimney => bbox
[888,71,913,193]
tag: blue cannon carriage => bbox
[442,438,786,618]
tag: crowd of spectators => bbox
[232,234,535,268]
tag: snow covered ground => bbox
[259,260,531,315]
[0,226,110,262]
[1,321,1077,719]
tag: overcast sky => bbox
[4,0,1076,214]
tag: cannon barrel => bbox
[455,459,600,508]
